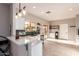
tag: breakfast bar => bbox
[7,35,43,56]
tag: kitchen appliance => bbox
[55,31,59,39]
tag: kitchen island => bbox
[7,35,43,56]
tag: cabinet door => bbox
[59,24,68,40]
[15,18,25,30]
[31,42,43,56]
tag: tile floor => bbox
[43,39,79,56]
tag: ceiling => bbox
[24,3,79,21]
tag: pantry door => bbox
[59,24,68,40]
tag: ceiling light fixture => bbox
[15,13,18,19]
[15,3,26,19]
[18,9,22,17]
[18,3,22,17]
[22,6,26,15]
[33,6,36,8]
[69,8,73,11]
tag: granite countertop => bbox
[7,35,41,45]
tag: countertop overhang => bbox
[7,35,42,45]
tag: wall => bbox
[0,4,10,37]
[12,3,17,36]
[50,18,76,41]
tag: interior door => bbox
[59,24,68,40]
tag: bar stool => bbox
[0,36,10,56]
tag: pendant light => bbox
[15,13,18,19]
[15,3,26,19]
[18,3,22,17]
[22,6,26,15]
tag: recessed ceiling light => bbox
[69,8,73,11]
[33,6,36,8]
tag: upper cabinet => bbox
[15,18,25,30]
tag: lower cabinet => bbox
[31,41,43,56]
[10,41,43,56]
[10,42,27,56]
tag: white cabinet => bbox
[11,41,27,56]
[15,18,25,30]
[11,41,43,56]
[59,24,68,40]
[76,35,79,42]
[31,41,43,56]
